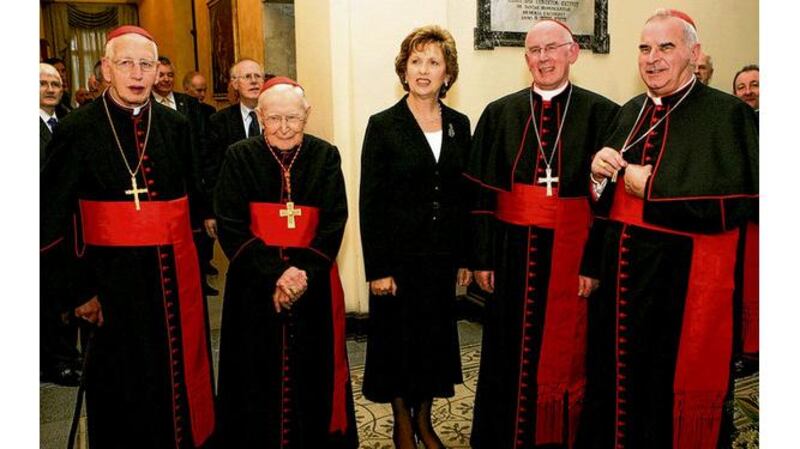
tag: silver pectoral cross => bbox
[279,201,302,229]
[124,175,148,211]
[537,167,559,197]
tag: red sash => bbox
[497,184,591,447]
[248,202,349,434]
[79,197,215,446]
[610,186,738,449]
[742,223,759,354]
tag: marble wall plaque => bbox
[475,0,609,53]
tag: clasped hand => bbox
[273,266,308,313]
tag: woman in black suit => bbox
[359,25,472,449]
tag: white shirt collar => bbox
[533,81,570,101]
[240,102,260,135]
[153,91,176,109]
[39,108,57,123]
[240,102,256,121]
[647,76,696,106]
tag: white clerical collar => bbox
[647,76,696,106]
[107,89,148,116]
[533,81,570,101]
[39,108,57,123]
[153,91,176,109]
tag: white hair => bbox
[40,63,62,82]
[257,83,309,110]
[647,9,698,47]
[231,58,264,79]
[104,33,158,61]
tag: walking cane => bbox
[66,327,95,449]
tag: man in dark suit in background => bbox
[153,55,219,295]
[183,70,217,122]
[43,57,73,117]
[40,63,63,164]
[40,62,82,386]
[204,58,265,242]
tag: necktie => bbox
[47,117,58,133]
[160,96,174,109]
[247,111,260,138]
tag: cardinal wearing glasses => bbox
[40,26,216,448]
[213,76,358,449]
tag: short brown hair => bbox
[733,64,759,92]
[394,25,459,98]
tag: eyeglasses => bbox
[263,114,306,128]
[112,58,158,73]
[526,42,573,58]
[236,72,264,82]
[40,80,63,89]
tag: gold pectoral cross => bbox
[537,167,559,197]
[124,176,148,211]
[279,201,302,229]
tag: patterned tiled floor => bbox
[351,341,481,449]
[40,249,756,448]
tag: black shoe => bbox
[42,364,82,387]
[734,354,759,378]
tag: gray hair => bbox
[647,9,698,47]
[40,63,62,82]
[104,33,158,61]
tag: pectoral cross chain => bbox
[125,176,148,211]
[537,167,559,197]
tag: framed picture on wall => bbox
[208,0,238,101]
[475,0,610,53]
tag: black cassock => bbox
[465,84,618,449]
[214,134,358,449]
[575,81,758,449]
[40,92,216,449]
[359,98,472,403]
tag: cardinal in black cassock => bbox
[213,77,358,449]
[40,26,215,449]
[576,11,758,449]
[465,20,619,449]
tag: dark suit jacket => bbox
[155,92,213,222]
[207,103,249,194]
[40,118,53,168]
[359,96,473,281]
[55,92,72,119]
[199,102,216,123]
